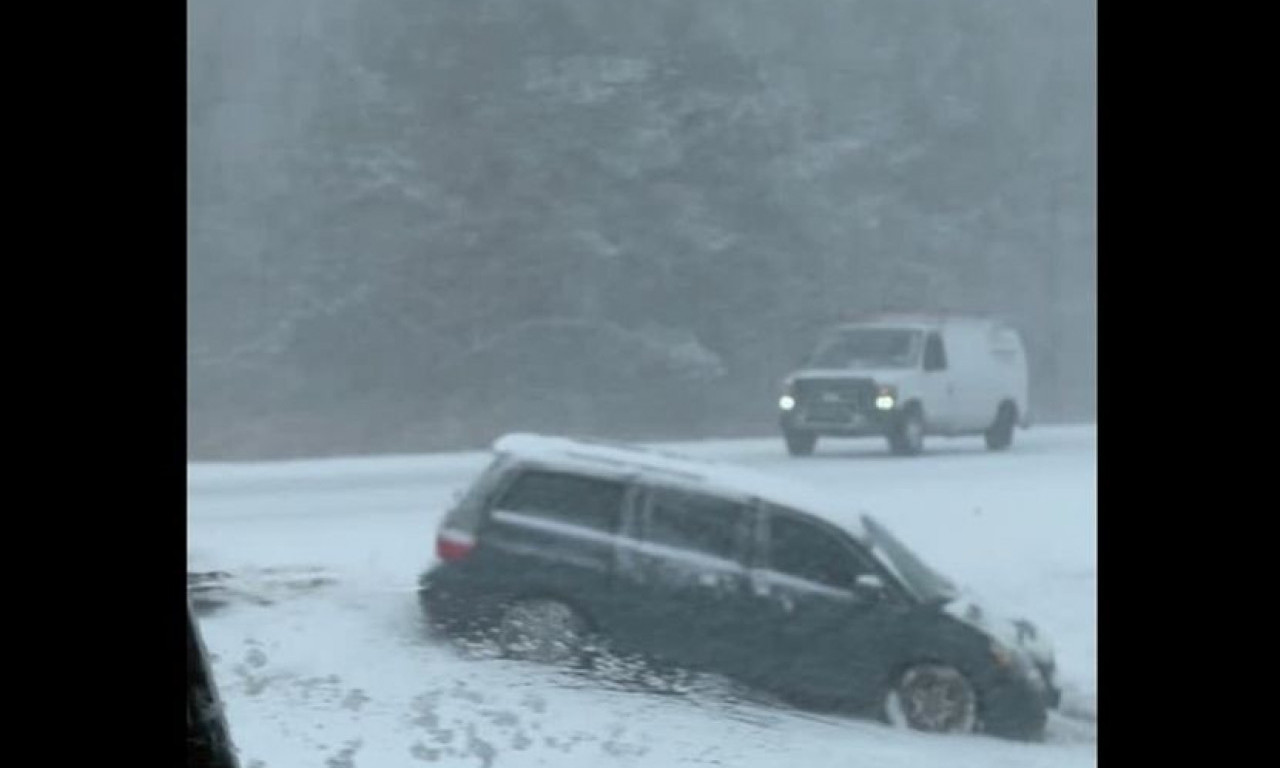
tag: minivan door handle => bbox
[750,578,795,613]
[698,571,740,595]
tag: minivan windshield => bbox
[806,328,923,370]
[862,514,959,604]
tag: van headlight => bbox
[875,385,897,411]
[779,380,797,411]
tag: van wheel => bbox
[497,599,590,666]
[888,407,925,456]
[984,403,1017,451]
[784,430,818,457]
[883,663,979,735]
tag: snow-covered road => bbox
[188,427,1096,767]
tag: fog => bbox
[188,0,1095,461]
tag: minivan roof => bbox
[492,433,869,539]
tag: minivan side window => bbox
[767,514,866,591]
[923,332,947,371]
[645,488,748,561]
[495,470,625,534]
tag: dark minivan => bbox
[419,434,1059,740]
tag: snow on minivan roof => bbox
[492,433,868,539]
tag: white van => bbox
[777,314,1030,456]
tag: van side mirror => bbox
[923,335,947,372]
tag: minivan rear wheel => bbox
[883,663,979,735]
[497,598,590,666]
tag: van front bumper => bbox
[781,405,896,436]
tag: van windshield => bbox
[806,328,923,370]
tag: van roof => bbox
[491,433,868,538]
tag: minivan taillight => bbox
[436,530,476,562]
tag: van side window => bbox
[991,327,1022,363]
[645,489,748,561]
[768,514,866,591]
[923,332,947,371]
[495,470,625,534]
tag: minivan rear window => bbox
[495,470,625,534]
[440,456,508,535]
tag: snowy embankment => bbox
[188,426,1096,768]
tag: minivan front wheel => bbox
[497,598,590,666]
[884,663,979,735]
